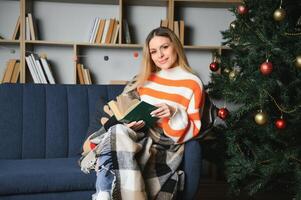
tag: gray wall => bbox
[0,0,235,85]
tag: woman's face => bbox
[149,36,178,70]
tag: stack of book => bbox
[25,13,38,40]
[25,53,55,84]
[89,18,120,44]
[1,59,20,84]
[76,63,92,84]
[160,19,185,45]
[12,13,38,40]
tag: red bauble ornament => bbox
[209,61,219,72]
[217,107,229,120]
[275,118,286,129]
[237,4,248,15]
[260,61,273,75]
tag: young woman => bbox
[84,27,205,200]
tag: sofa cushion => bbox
[0,157,96,195]
[0,83,125,159]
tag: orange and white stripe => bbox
[138,66,204,144]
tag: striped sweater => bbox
[138,66,205,144]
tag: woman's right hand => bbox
[125,120,145,131]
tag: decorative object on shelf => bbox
[133,51,139,58]
[260,60,273,75]
[254,110,268,125]
[104,55,109,61]
[295,54,301,68]
[237,4,248,15]
[217,107,229,120]
[273,0,286,22]
[275,117,286,129]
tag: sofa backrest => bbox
[0,83,124,159]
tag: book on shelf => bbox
[83,68,92,84]
[108,95,159,127]
[10,62,20,83]
[76,63,92,84]
[101,19,110,44]
[160,19,168,28]
[95,19,106,44]
[173,21,180,39]
[76,63,84,84]
[40,54,55,84]
[122,20,131,44]
[11,16,20,40]
[160,19,184,45]
[25,53,55,84]
[25,54,40,83]
[1,59,19,83]
[105,18,115,44]
[179,20,185,45]
[25,16,30,40]
[111,21,120,44]
[32,53,48,84]
[27,13,37,40]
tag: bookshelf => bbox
[0,0,241,84]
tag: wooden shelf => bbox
[34,0,119,5]
[184,45,230,50]
[25,41,229,51]
[0,39,20,44]
[174,0,241,7]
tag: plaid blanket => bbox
[80,78,185,199]
[80,123,184,200]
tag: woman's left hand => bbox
[150,103,175,119]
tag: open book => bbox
[108,95,159,127]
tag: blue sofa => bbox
[0,83,202,200]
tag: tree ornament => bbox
[260,60,273,75]
[254,110,268,125]
[223,67,231,74]
[273,7,286,22]
[229,70,237,80]
[209,60,219,72]
[230,21,236,30]
[237,4,248,15]
[217,107,229,120]
[295,55,301,68]
[275,117,286,129]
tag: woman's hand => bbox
[125,120,145,131]
[150,103,175,119]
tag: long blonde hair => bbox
[135,27,192,87]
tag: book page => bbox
[116,95,139,115]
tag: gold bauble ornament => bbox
[254,111,268,125]
[229,70,237,80]
[223,67,231,74]
[273,8,286,21]
[295,55,301,68]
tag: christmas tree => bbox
[207,0,301,198]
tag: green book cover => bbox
[108,98,159,128]
[120,101,159,127]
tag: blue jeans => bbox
[95,147,114,193]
